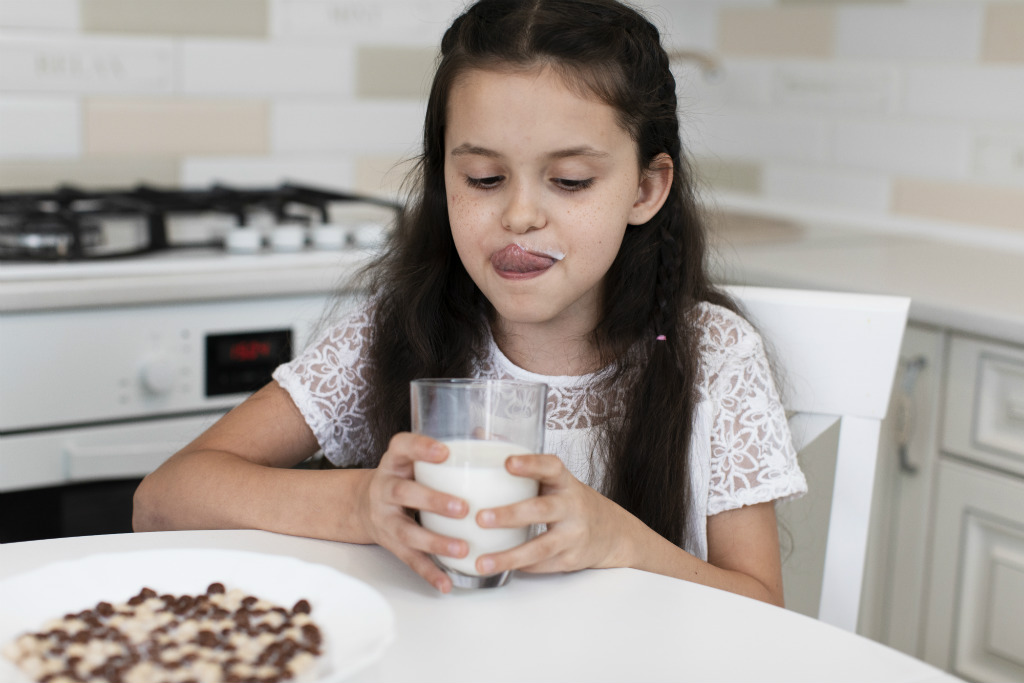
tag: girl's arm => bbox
[618,498,784,605]
[472,454,786,606]
[133,382,356,537]
[133,382,471,592]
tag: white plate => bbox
[0,548,394,682]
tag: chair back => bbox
[724,285,910,633]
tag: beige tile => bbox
[718,7,835,58]
[354,154,419,198]
[85,98,269,156]
[357,46,438,100]
[982,4,1024,62]
[81,0,267,37]
[692,157,762,194]
[893,178,1024,233]
[0,157,179,191]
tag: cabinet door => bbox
[923,458,1024,682]
[859,324,945,652]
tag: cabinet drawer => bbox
[943,336,1024,477]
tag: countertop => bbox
[707,197,1024,347]
[0,248,369,313]
[3,199,1022,348]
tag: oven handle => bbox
[63,443,178,480]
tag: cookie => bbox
[2,583,323,683]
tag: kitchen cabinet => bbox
[924,334,1024,681]
[924,459,1024,681]
[859,324,946,654]
[860,326,1024,682]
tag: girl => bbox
[134,0,806,604]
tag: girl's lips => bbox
[490,244,558,278]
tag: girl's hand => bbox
[356,432,469,593]
[473,454,634,575]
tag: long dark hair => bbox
[363,0,735,546]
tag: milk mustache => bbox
[415,439,539,576]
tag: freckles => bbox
[452,195,477,214]
[448,194,478,219]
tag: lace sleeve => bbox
[271,305,376,467]
[702,307,807,516]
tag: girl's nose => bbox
[501,183,545,234]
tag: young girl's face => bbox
[444,66,666,343]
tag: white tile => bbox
[181,155,355,190]
[772,64,899,115]
[973,132,1024,183]
[270,0,457,45]
[0,0,79,30]
[904,66,1024,124]
[836,5,984,61]
[681,110,829,164]
[762,163,891,214]
[181,39,355,95]
[644,1,718,52]
[0,34,174,93]
[833,120,972,179]
[0,96,79,157]
[678,59,773,111]
[272,100,425,155]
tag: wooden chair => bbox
[725,285,910,633]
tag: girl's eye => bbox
[465,175,504,189]
[554,178,595,192]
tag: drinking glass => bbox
[411,379,547,589]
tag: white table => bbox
[0,529,961,683]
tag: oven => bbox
[0,184,389,542]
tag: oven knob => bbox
[140,357,176,395]
[352,222,387,249]
[312,224,348,250]
[225,227,262,254]
[271,225,307,252]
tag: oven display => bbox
[205,329,292,396]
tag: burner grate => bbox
[0,183,400,262]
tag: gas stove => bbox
[0,182,399,262]
[0,182,397,311]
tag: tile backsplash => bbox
[1,0,1022,239]
[676,1,1024,236]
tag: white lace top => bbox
[273,301,807,561]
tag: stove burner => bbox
[0,183,399,262]
[0,213,101,258]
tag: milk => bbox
[414,439,539,576]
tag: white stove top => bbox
[0,184,397,309]
[0,247,366,281]
[0,247,375,312]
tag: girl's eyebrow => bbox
[449,143,609,160]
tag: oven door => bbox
[0,413,225,542]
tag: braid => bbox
[653,211,682,338]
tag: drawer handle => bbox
[895,355,928,474]
[64,443,175,480]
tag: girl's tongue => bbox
[490,244,557,274]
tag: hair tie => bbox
[655,334,667,341]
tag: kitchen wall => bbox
[0,0,453,196]
[1,0,1022,240]
[673,1,1024,239]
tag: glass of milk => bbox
[411,378,547,589]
